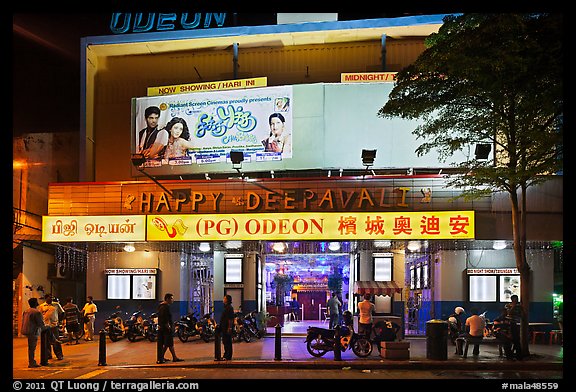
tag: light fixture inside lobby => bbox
[199,242,211,252]
[123,243,135,252]
[374,240,392,248]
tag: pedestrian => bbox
[21,297,47,367]
[156,293,183,364]
[218,294,235,361]
[357,293,375,337]
[493,306,515,360]
[81,296,98,341]
[62,297,81,344]
[37,294,64,360]
[506,294,525,359]
[326,292,342,329]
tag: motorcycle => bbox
[104,308,127,342]
[480,311,495,338]
[125,310,146,342]
[232,311,253,343]
[175,313,199,342]
[143,312,158,342]
[195,313,216,343]
[245,311,265,339]
[305,324,373,358]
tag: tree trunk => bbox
[510,187,531,358]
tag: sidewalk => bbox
[12,328,563,372]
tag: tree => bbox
[378,13,563,358]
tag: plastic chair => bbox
[531,331,547,344]
[549,330,562,345]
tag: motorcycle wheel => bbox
[201,332,211,343]
[351,337,373,358]
[306,337,329,357]
[178,328,189,343]
[127,331,137,342]
[109,330,119,342]
[147,331,157,342]
[242,329,252,343]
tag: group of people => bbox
[20,294,98,368]
[136,106,292,163]
[449,294,524,359]
[155,293,236,364]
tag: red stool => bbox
[531,331,547,344]
[549,330,563,345]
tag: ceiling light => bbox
[374,240,391,248]
[123,243,135,252]
[225,241,242,249]
[328,242,341,251]
[272,242,286,253]
[492,240,507,250]
[199,242,211,252]
[407,241,421,252]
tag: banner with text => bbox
[42,215,146,242]
[134,85,293,167]
[146,211,474,241]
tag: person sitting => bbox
[372,320,400,353]
[458,308,486,356]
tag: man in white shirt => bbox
[81,296,98,341]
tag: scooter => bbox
[195,313,216,343]
[143,312,158,342]
[125,310,146,342]
[305,323,373,358]
[103,308,127,342]
[175,313,199,342]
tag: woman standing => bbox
[163,117,194,159]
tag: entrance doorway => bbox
[297,291,327,320]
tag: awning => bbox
[354,281,403,296]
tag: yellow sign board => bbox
[147,77,268,96]
[146,211,474,241]
[341,72,397,83]
[42,215,146,242]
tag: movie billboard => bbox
[133,85,293,167]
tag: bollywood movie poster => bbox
[133,85,293,167]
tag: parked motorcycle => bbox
[195,313,216,343]
[305,324,373,358]
[175,313,199,342]
[125,310,146,342]
[104,308,127,342]
[245,311,264,339]
[232,311,253,343]
[143,312,158,342]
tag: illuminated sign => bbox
[341,72,397,83]
[146,211,474,241]
[467,268,519,274]
[105,269,158,275]
[110,13,227,34]
[147,77,268,96]
[42,215,146,242]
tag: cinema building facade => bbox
[19,14,563,335]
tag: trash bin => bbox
[426,320,448,360]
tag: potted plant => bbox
[273,273,294,306]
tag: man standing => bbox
[327,292,342,329]
[357,293,375,337]
[219,294,235,361]
[21,297,46,367]
[156,293,183,364]
[63,297,81,344]
[81,296,98,341]
[38,294,64,360]
[137,106,168,159]
[506,294,525,359]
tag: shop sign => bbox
[42,215,146,242]
[147,77,268,96]
[341,72,397,83]
[146,210,474,241]
[105,268,158,275]
[110,13,227,34]
[467,268,519,275]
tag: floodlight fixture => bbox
[361,149,377,167]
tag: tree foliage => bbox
[378,13,563,357]
[379,13,562,195]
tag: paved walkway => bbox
[12,322,563,372]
